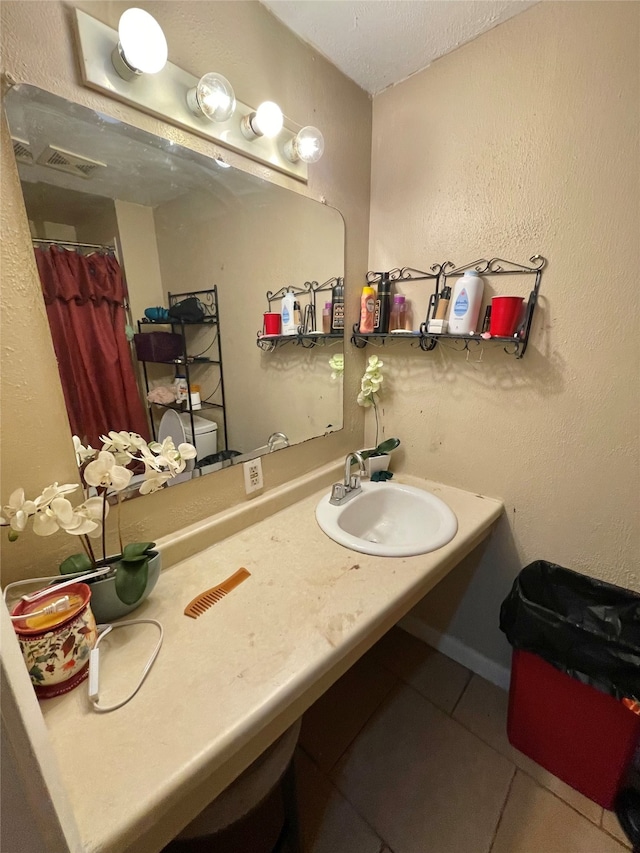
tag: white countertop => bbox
[41,474,503,853]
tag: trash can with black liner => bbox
[499,560,640,810]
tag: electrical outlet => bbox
[243,458,264,494]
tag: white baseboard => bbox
[399,615,511,691]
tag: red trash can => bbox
[507,648,640,809]
[500,561,640,811]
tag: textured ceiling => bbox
[261,0,537,95]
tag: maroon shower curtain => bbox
[35,247,150,448]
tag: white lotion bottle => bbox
[448,270,485,335]
[281,291,297,335]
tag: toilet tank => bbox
[177,413,218,459]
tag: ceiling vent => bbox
[12,136,34,165]
[36,145,107,179]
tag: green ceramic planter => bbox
[88,551,161,623]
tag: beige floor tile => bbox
[492,771,628,853]
[602,809,633,849]
[365,627,472,714]
[332,683,515,853]
[453,674,604,824]
[294,749,384,853]
[300,652,398,773]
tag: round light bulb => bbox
[187,73,236,122]
[286,126,325,164]
[115,8,168,77]
[253,101,283,138]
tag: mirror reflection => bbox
[4,85,344,489]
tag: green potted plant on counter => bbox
[360,437,401,477]
[1,431,196,621]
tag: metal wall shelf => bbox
[351,256,546,358]
[257,277,345,350]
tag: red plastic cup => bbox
[263,312,281,335]
[490,296,524,337]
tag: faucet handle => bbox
[331,483,347,503]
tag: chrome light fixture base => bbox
[74,9,308,182]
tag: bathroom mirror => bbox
[4,84,344,488]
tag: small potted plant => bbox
[1,431,196,622]
[360,437,401,477]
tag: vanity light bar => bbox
[73,9,312,182]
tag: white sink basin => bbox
[315,480,458,557]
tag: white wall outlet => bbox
[243,458,264,494]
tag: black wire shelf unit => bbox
[351,256,546,358]
[136,286,228,451]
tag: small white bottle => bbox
[173,375,188,402]
[281,291,297,336]
[448,270,485,335]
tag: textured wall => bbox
[0,1,371,584]
[369,1,639,669]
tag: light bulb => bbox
[285,126,325,164]
[112,8,168,80]
[241,101,284,140]
[253,102,283,138]
[186,73,236,122]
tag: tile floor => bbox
[294,627,632,853]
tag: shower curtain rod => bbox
[32,237,115,252]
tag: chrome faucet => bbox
[267,432,289,452]
[329,451,367,505]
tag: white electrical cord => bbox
[8,595,71,622]
[3,566,113,607]
[88,619,163,713]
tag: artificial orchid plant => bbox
[1,431,196,605]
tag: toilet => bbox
[157,411,218,483]
[177,412,218,459]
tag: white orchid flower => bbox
[1,488,38,531]
[34,483,79,508]
[72,497,106,537]
[328,353,344,379]
[73,436,96,467]
[178,443,197,461]
[147,438,196,476]
[139,471,172,494]
[100,431,148,463]
[84,451,133,492]
[357,390,374,408]
[31,493,103,537]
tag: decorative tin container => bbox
[11,582,98,699]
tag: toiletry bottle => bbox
[322,301,332,334]
[359,286,376,333]
[331,278,345,332]
[388,294,407,331]
[189,384,202,410]
[448,270,485,335]
[435,285,451,320]
[174,374,188,402]
[293,300,302,330]
[281,291,297,335]
[374,275,392,334]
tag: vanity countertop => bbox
[40,474,503,853]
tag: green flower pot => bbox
[88,551,161,623]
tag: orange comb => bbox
[183,568,251,619]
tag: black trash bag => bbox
[168,297,205,323]
[615,787,640,850]
[196,449,241,468]
[500,561,640,703]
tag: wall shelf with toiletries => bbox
[351,257,545,359]
[257,277,345,350]
[135,287,229,460]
